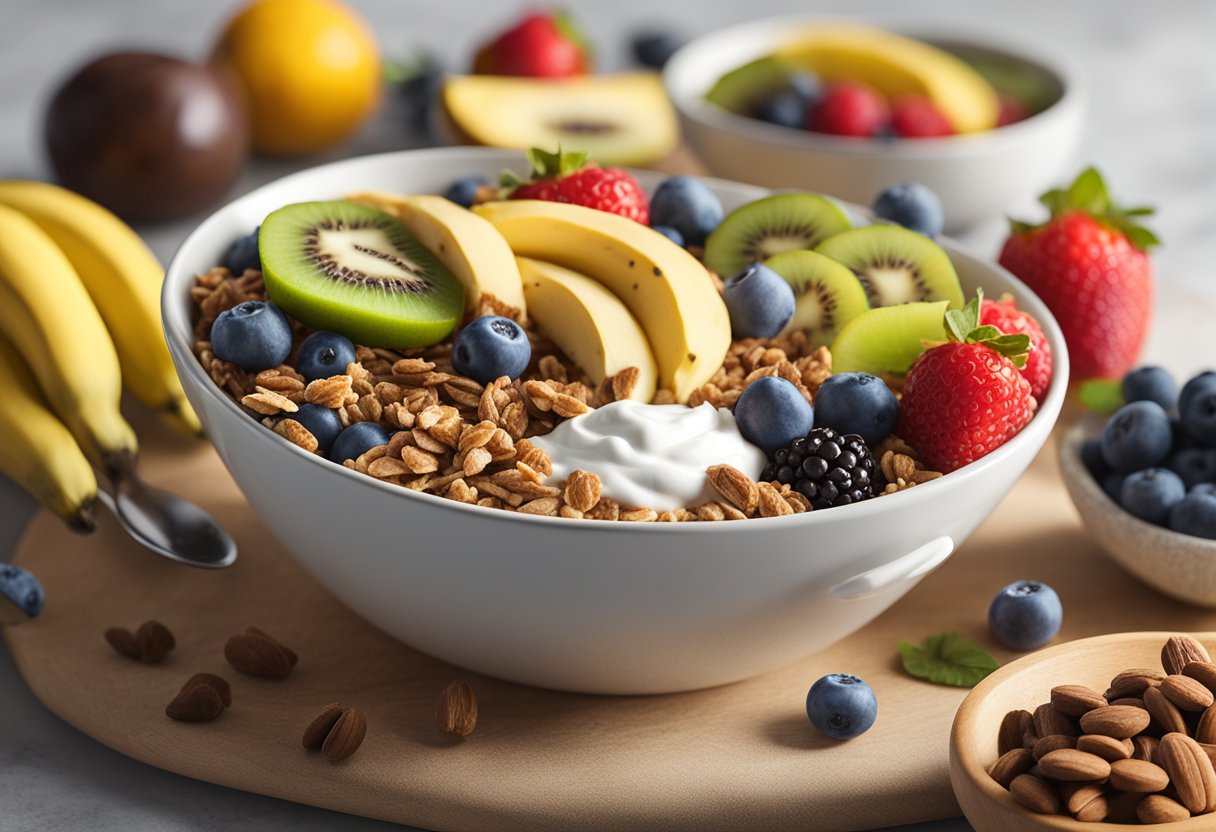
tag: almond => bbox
[1133,735,1160,763]
[165,683,225,722]
[1106,668,1164,700]
[436,681,478,737]
[321,706,366,761]
[1063,782,1105,815]
[1158,732,1216,814]
[1076,734,1134,762]
[1109,758,1171,793]
[180,672,231,708]
[224,632,292,679]
[1105,789,1144,823]
[246,626,299,668]
[104,627,140,659]
[989,748,1034,788]
[1079,705,1152,739]
[1144,685,1189,735]
[1009,774,1062,814]
[1108,697,1145,708]
[1137,794,1191,824]
[706,464,758,515]
[1199,707,1216,745]
[1033,734,1077,760]
[1163,636,1211,676]
[1034,702,1078,737]
[302,703,345,751]
[999,709,1034,756]
[1073,793,1108,822]
[1161,673,1216,712]
[1022,731,1041,750]
[1051,684,1106,717]
[1184,661,1216,694]
[134,620,176,664]
[1037,748,1112,781]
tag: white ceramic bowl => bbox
[664,16,1085,231]
[163,147,1069,694]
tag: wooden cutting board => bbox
[6,413,1216,832]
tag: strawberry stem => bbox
[1010,166,1160,251]
[944,290,1031,369]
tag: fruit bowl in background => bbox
[664,17,1084,231]
[163,147,1067,695]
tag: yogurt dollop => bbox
[531,400,767,511]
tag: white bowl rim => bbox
[663,13,1087,157]
[163,146,1069,533]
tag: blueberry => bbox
[1168,447,1216,489]
[811,373,899,447]
[757,91,809,129]
[788,71,823,103]
[988,580,1063,651]
[872,182,944,238]
[1168,491,1216,539]
[224,226,261,275]
[1120,467,1186,525]
[806,674,877,740]
[631,30,684,69]
[210,300,294,372]
[651,225,685,247]
[721,264,795,339]
[1122,366,1176,411]
[294,331,357,382]
[288,403,343,455]
[734,376,814,453]
[0,564,45,620]
[1081,438,1109,481]
[329,421,394,464]
[1100,401,1173,472]
[442,175,487,209]
[648,176,724,247]
[1101,472,1126,503]
[1194,483,1216,497]
[452,315,531,384]
[1180,372,1216,416]
[1182,388,1216,448]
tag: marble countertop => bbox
[2,0,1214,829]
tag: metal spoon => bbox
[100,463,237,569]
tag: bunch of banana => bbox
[0,182,199,531]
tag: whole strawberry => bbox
[890,96,954,138]
[473,11,590,78]
[898,293,1036,474]
[998,167,1158,381]
[980,295,1052,403]
[503,147,650,224]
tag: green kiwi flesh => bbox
[704,193,853,278]
[705,55,802,114]
[259,200,464,348]
[830,301,950,376]
[762,249,869,349]
[814,225,965,310]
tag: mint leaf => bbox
[898,632,1000,687]
[1079,378,1125,414]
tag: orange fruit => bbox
[211,0,381,156]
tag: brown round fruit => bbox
[44,52,248,221]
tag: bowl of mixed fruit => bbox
[664,17,1083,230]
[163,146,1067,694]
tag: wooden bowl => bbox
[1059,421,1216,608]
[950,631,1216,830]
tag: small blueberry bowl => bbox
[1059,420,1216,608]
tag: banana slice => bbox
[474,200,730,402]
[518,257,657,402]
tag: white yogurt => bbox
[531,400,767,511]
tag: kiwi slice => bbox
[704,194,853,278]
[259,200,464,348]
[831,301,950,375]
[814,226,965,310]
[705,55,801,114]
[763,250,869,348]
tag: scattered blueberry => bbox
[806,674,877,740]
[988,580,1063,651]
[811,372,899,446]
[0,564,45,621]
[757,91,809,129]
[872,182,944,238]
[294,331,357,382]
[631,30,684,70]
[1122,366,1176,411]
[1179,372,1216,416]
[651,225,685,247]
[733,376,814,453]
[721,263,796,339]
[1081,438,1109,481]
[288,403,343,455]
[329,421,394,464]
[210,300,293,372]
[1194,483,1216,497]
[1182,388,1216,448]
[1168,447,1216,490]
[1101,473,1126,503]
[1168,491,1216,540]
[648,176,724,247]
[1100,401,1173,473]
[451,315,531,385]
[442,175,487,209]
[224,226,261,275]
[1120,468,1186,525]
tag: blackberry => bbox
[760,427,883,511]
